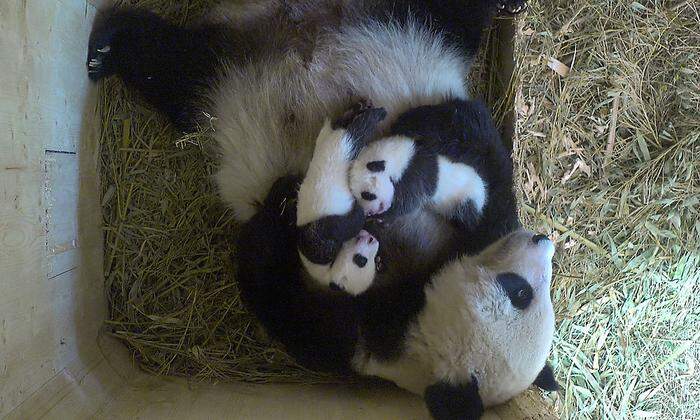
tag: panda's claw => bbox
[86,43,114,81]
[334,99,369,129]
[496,0,528,14]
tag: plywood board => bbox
[0,0,104,416]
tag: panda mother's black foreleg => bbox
[87,6,242,131]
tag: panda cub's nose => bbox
[532,234,549,244]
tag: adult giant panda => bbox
[87,0,559,418]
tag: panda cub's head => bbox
[300,229,380,296]
[328,229,379,294]
[407,228,558,416]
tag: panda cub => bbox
[300,99,507,296]
[296,101,387,295]
[351,99,494,230]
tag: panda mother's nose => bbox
[532,234,549,244]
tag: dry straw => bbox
[99,1,341,384]
[514,1,699,418]
[99,0,699,417]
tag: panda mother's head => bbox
[412,228,558,417]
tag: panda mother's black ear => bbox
[533,363,560,391]
[424,377,484,420]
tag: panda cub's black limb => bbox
[350,99,502,231]
[297,101,387,295]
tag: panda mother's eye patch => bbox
[496,273,533,310]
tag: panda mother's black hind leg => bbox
[86,6,239,131]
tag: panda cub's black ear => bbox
[533,363,560,391]
[424,376,484,420]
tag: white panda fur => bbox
[297,119,357,226]
[432,158,488,217]
[349,135,488,219]
[354,228,556,407]
[86,1,557,418]
[212,18,468,222]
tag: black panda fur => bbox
[87,1,558,418]
[350,98,519,249]
[88,0,504,131]
[235,174,361,373]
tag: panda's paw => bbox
[333,100,387,155]
[86,7,128,81]
[333,98,373,129]
[87,43,113,81]
[497,0,528,14]
[87,6,164,82]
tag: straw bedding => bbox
[98,0,699,417]
[514,1,699,418]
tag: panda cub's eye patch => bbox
[496,272,533,310]
[353,254,368,268]
[367,160,385,172]
[361,192,377,201]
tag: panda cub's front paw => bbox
[333,98,373,129]
[333,99,387,159]
[329,230,380,295]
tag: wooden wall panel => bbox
[0,0,104,417]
